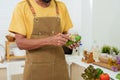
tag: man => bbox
[9,0,78,80]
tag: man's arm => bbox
[15,33,69,50]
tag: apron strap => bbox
[26,0,59,17]
[26,0,36,16]
[54,0,59,15]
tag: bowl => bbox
[6,35,15,42]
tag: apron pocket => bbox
[31,62,54,80]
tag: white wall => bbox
[80,0,93,50]
[62,0,120,50]
[0,0,21,46]
[92,0,120,49]
[60,0,82,34]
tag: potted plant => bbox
[112,47,120,55]
[101,45,111,54]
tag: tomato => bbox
[100,73,110,80]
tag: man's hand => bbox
[68,41,80,49]
[49,33,70,46]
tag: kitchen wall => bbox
[0,0,21,46]
[61,0,120,50]
[92,0,120,49]
[61,0,93,50]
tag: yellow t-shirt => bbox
[9,0,73,38]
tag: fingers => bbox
[57,40,65,46]
[58,33,70,40]
[57,33,69,43]
[52,33,81,47]
[53,33,69,46]
[68,42,80,49]
[68,43,77,49]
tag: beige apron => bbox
[23,0,69,80]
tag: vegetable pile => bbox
[81,65,104,80]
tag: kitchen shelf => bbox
[5,41,26,61]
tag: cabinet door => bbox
[7,61,25,80]
[0,68,7,80]
[70,63,85,80]
[11,74,23,80]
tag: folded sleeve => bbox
[62,4,73,32]
[9,4,26,36]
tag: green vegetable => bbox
[101,45,120,55]
[65,40,74,46]
[112,47,120,55]
[65,34,81,46]
[81,65,98,80]
[116,73,120,80]
[101,46,111,54]
[96,68,104,78]
[75,35,81,42]
[81,65,104,80]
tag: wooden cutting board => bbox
[93,62,113,70]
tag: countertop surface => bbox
[0,55,119,79]
[65,54,119,80]
[0,62,7,68]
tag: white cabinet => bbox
[0,68,7,80]
[7,60,25,80]
[70,63,85,80]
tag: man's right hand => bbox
[49,33,70,46]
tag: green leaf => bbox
[96,68,104,78]
[116,73,120,79]
[75,35,81,42]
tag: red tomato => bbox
[100,73,110,80]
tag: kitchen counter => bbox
[65,55,119,80]
[0,55,119,80]
[0,62,7,68]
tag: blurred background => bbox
[0,0,120,52]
